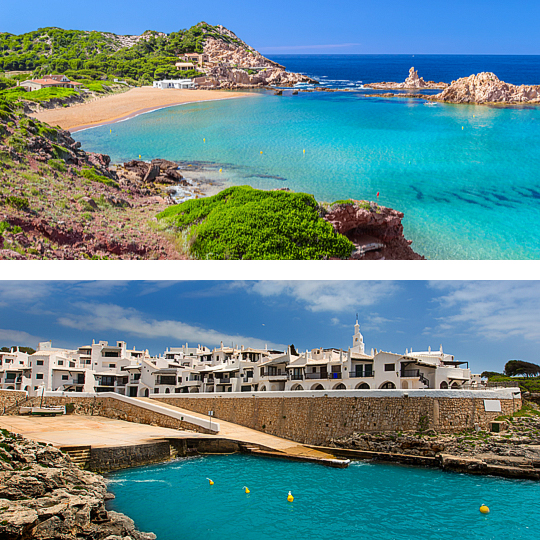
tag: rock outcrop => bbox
[434,72,540,104]
[331,410,540,480]
[0,429,155,540]
[364,67,448,90]
[322,201,424,260]
[194,25,317,88]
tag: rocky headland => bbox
[433,72,540,104]
[0,429,155,540]
[364,67,448,91]
[194,25,316,88]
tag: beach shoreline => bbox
[29,86,256,132]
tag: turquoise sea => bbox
[75,56,540,260]
[106,454,540,540]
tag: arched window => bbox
[380,381,396,389]
[292,384,304,391]
[334,383,346,390]
[440,381,448,389]
[312,384,324,390]
[356,382,370,389]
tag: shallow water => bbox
[76,92,540,259]
[106,454,540,540]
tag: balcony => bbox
[306,372,342,380]
[290,374,304,381]
[215,377,231,384]
[350,371,374,378]
[401,370,420,378]
[261,371,288,381]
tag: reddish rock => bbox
[323,201,424,260]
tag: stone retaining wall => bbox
[89,441,178,472]
[0,389,28,413]
[153,395,518,446]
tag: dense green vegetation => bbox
[0,22,226,85]
[157,185,355,260]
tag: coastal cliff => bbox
[433,72,540,104]
[0,429,155,540]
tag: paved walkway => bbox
[137,398,338,461]
[0,415,211,448]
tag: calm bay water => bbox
[75,55,540,259]
[106,454,540,540]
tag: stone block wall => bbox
[89,441,174,472]
[0,389,28,413]
[154,395,518,446]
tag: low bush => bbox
[47,158,66,172]
[80,167,119,188]
[158,185,354,260]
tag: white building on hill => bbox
[153,79,195,89]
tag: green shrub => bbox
[5,195,29,209]
[48,158,66,172]
[80,167,119,188]
[158,186,355,260]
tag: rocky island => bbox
[364,68,540,105]
[433,72,540,104]
[364,67,448,90]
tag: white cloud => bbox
[57,303,285,350]
[248,281,399,312]
[429,281,540,342]
[330,317,340,326]
[0,328,43,347]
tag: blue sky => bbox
[3,0,540,54]
[0,280,538,374]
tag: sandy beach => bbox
[30,86,255,132]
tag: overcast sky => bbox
[0,280,538,373]
[3,0,540,54]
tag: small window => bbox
[86,359,91,364]
[37,360,44,366]
[62,375,68,380]
[58,360,64,366]
[154,388,159,393]
[36,373,44,379]
[108,363,116,368]
[384,363,395,372]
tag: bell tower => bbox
[352,316,365,354]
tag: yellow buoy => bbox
[287,491,294,502]
[110,129,112,133]
[203,138,206,142]
[219,168,222,172]
[479,504,490,514]
[244,486,250,494]
[207,478,214,486]
[139,154,141,159]
[462,126,464,130]
[303,149,305,154]
[260,151,263,154]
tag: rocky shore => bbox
[322,200,424,260]
[0,429,155,540]
[330,409,540,479]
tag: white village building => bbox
[2,321,482,398]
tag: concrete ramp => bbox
[135,397,349,467]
